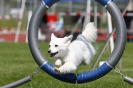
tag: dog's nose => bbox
[47,49,51,53]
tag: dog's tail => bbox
[81,22,97,43]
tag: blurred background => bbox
[0,0,133,42]
[0,0,133,87]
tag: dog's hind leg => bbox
[82,44,95,65]
[82,51,91,65]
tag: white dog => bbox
[48,22,97,74]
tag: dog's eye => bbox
[55,45,58,47]
[49,45,50,47]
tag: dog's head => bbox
[48,33,73,58]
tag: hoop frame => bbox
[28,0,126,84]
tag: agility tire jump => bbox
[28,0,126,84]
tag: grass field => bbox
[0,42,133,88]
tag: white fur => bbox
[48,22,97,74]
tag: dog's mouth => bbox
[50,52,58,57]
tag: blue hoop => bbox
[28,0,126,84]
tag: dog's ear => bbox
[51,33,57,40]
[64,35,73,43]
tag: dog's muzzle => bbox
[50,52,58,57]
[48,50,58,57]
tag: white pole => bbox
[94,1,97,27]
[83,0,91,30]
[68,1,73,12]
[34,0,38,10]
[118,0,132,70]
[107,11,114,52]
[86,0,91,23]
[17,0,21,8]
[51,3,57,12]
[14,0,26,43]
[0,0,4,15]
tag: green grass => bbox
[0,42,133,88]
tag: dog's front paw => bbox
[55,60,62,68]
[54,67,60,73]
